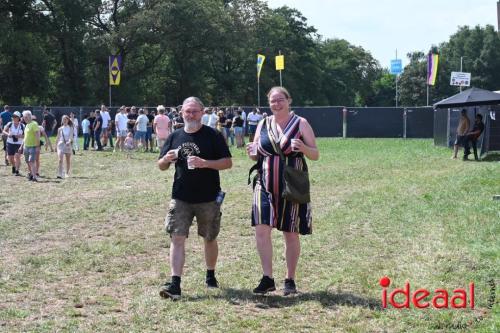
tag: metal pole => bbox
[459,56,463,92]
[109,85,112,108]
[426,84,429,106]
[257,78,260,107]
[279,50,283,87]
[395,75,398,107]
[395,49,398,107]
[342,107,347,138]
[403,108,407,139]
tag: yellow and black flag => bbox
[109,55,122,85]
[257,54,265,79]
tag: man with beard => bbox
[157,97,232,300]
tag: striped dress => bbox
[251,114,312,235]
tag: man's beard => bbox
[184,119,201,131]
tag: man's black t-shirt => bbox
[233,116,243,127]
[43,113,55,131]
[147,113,154,128]
[88,116,95,131]
[173,116,184,129]
[94,116,103,131]
[128,113,138,131]
[471,121,485,139]
[159,125,231,203]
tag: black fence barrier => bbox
[9,105,434,138]
[346,107,404,138]
[406,107,434,138]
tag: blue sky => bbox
[266,0,498,69]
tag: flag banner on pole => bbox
[257,54,265,79]
[109,55,122,85]
[427,53,439,86]
[275,55,284,70]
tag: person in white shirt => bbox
[240,107,247,137]
[114,106,129,151]
[134,109,149,150]
[100,105,113,148]
[2,111,24,175]
[55,115,74,178]
[207,109,219,129]
[81,114,91,150]
[201,108,211,126]
[247,108,263,142]
[69,112,79,154]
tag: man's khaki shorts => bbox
[165,199,221,241]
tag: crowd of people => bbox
[0,103,270,180]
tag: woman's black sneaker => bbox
[253,276,276,294]
[206,276,219,288]
[11,166,15,174]
[283,278,297,296]
[159,282,181,300]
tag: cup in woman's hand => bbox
[247,142,258,156]
[291,138,300,152]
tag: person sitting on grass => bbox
[124,131,135,158]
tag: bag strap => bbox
[247,119,266,186]
[61,127,67,144]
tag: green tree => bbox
[0,1,49,104]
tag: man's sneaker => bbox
[253,276,276,294]
[27,173,33,181]
[283,278,297,296]
[159,282,181,300]
[206,276,219,289]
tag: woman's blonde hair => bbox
[267,86,292,100]
[61,115,73,127]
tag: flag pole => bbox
[257,77,260,107]
[279,50,283,87]
[426,84,429,106]
[108,55,112,108]
[395,49,398,107]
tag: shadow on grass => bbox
[184,288,381,310]
[35,178,63,183]
[480,153,500,162]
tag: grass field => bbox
[0,138,498,332]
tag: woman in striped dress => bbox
[247,86,319,295]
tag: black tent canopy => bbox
[433,87,500,108]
